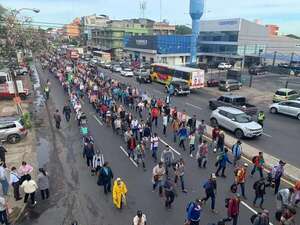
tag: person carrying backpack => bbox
[185,199,203,225]
[251,152,264,178]
[251,210,270,225]
[253,177,266,209]
[271,160,286,194]
[234,163,248,198]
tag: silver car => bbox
[210,106,263,139]
[0,117,28,144]
[269,100,300,120]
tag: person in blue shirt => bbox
[232,140,242,166]
[186,199,203,225]
[177,125,188,151]
[201,173,217,213]
[215,148,232,177]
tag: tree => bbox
[175,25,192,35]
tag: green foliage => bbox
[22,112,32,129]
[175,25,192,35]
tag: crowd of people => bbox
[38,51,300,225]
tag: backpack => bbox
[253,181,259,190]
[252,156,258,163]
[250,213,261,224]
[225,198,230,208]
[186,202,194,212]
[230,183,238,193]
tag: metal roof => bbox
[151,63,201,73]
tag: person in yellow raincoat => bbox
[112,178,128,209]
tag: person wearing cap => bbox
[234,163,248,199]
[112,178,127,209]
[152,162,166,196]
[253,210,270,225]
[133,210,147,225]
[186,199,203,225]
[271,160,286,194]
[201,174,217,213]
[231,140,242,166]
[160,145,174,176]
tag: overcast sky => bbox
[2,0,300,35]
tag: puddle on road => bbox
[36,137,50,168]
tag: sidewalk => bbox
[0,100,37,224]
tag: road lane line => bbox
[262,132,272,138]
[241,201,274,225]
[93,115,103,126]
[158,137,181,156]
[120,146,138,167]
[185,102,202,110]
[202,134,294,186]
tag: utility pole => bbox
[290,52,294,67]
[272,51,277,67]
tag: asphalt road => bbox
[97,67,300,167]
[17,61,299,225]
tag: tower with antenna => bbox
[189,0,204,65]
[139,0,147,18]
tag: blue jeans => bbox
[202,192,215,210]
[152,146,158,161]
[0,178,9,196]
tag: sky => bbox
[1,0,300,35]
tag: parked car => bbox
[209,95,257,115]
[219,79,242,92]
[278,63,289,68]
[15,67,28,76]
[218,62,232,70]
[165,80,190,96]
[0,117,28,144]
[272,88,299,103]
[136,73,152,83]
[210,107,263,139]
[269,100,300,120]
[248,65,267,75]
[104,63,111,69]
[121,68,134,77]
[112,65,122,73]
[206,79,219,87]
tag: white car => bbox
[269,100,300,120]
[121,68,134,77]
[112,66,122,73]
[210,106,263,139]
[218,62,232,70]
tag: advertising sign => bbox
[191,70,204,89]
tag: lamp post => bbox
[6,7,40,114]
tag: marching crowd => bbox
[38,51,300,225]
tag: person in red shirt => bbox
[151,107,159,127]
[225,194,240,225]
[212,126,220,152]
[127,135,136,159]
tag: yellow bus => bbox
[150,63,205,89]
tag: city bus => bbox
[150,63,205,89]
[92,50,111,63]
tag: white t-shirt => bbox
[163,116,168,126]
[151,136,159,148]
[133,214,147,225]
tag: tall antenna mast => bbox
[140,0,147,18]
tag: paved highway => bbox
[98,67,300,167]
[18,62,299,225]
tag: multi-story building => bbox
[123,18,300,66]
[65,18,81,38]
[266,24,279,36]
[90,18,176,59]
[80,14,109,46]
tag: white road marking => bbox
[241,201,274,225]
[262,132,272,138]
[120,146,138,167]
[185,102,202,110]
[158,137,181,156]
[93,115,103,126]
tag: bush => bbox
[22,112,32,129]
